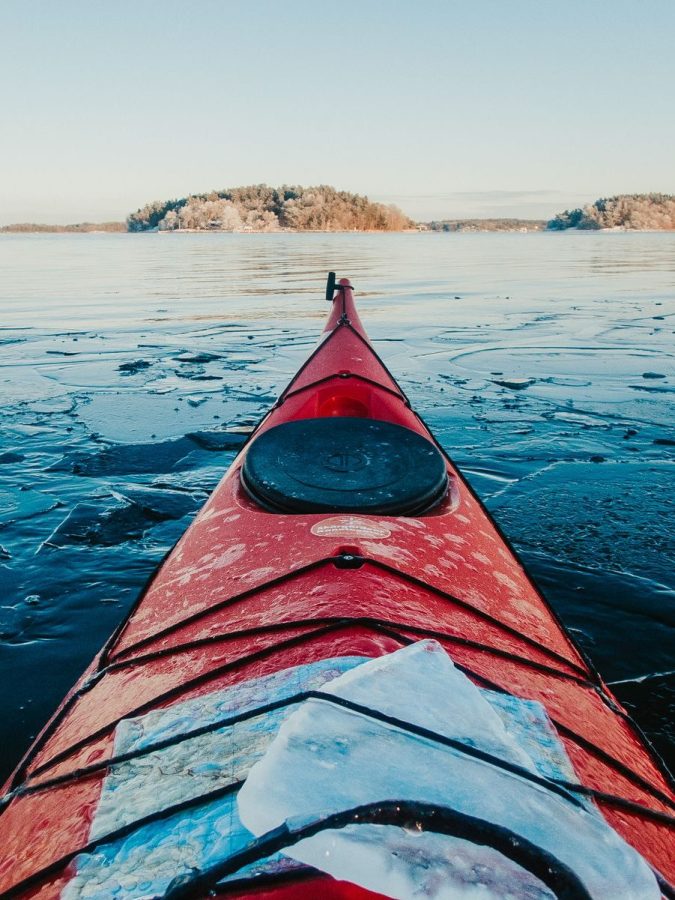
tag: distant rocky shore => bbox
[0,222,126,234]
[422,218,546,233]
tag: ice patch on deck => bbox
[62,656,366,899]
[62,641,657,899]
[239,641,659,900]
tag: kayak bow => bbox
[1,276,673,899]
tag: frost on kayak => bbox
[239,641,659,900]
[60,642,658,899]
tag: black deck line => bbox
[100,616,594,689]
[0,780,244,900]
[12,689,671,898]
[360,556,591,677]
[163,800,594,900]
[439,654,675,812]
[13,616,675,816]
[108,554,587,677]
[24,620,371,780]
[7,680,675,828]
[106,556,341,663]
[10,689,587,810]
[279,370,408,405]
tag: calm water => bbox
[0,231,673,780]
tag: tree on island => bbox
[127,184,412,232]
[548,194,675,230]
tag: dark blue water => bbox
[0,232,673,781]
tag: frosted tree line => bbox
[127,185,412,232]
[548,194,675,230]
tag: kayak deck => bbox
[1,277,673,898]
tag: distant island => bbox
[548,193,675,231]
[127,185,413,232]
[2,191,674,234]
[424,218,546,233]
[0,221,126,233]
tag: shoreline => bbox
[3,226,675,235]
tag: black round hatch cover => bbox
[242,416,447,515]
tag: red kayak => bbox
[1,275,673,899]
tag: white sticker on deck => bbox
[311,516,391,539]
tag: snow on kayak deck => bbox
[62,642,658,899]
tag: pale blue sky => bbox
[1,0,674,224]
